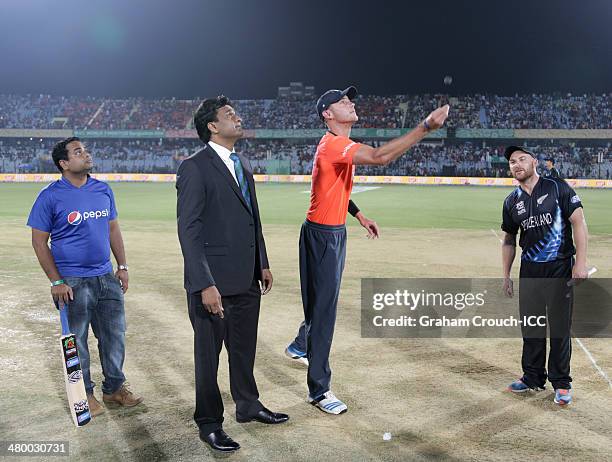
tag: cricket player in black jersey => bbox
[500,146,589,406]
[543,157,561,179]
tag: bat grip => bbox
[59,304,70,336]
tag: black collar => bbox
[519,176,542,198]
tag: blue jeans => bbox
[63,272,126,395]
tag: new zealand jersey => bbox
[542,167,561,179]
[27,176,118,277]
[501,177,582,263]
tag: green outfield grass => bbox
[2,182,611,233]
[2,181,612,461]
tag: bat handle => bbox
[59,303,71,336]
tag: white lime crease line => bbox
[351,186,382,194]
[489,228,503,244]
[574,337,612,389]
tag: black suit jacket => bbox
[176,144,269,296]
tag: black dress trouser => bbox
[187,279,263,434]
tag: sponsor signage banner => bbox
[514,129,612,139]
[251,128,447,139]
[74,130,164,138]
[165,129,198,138]
[2,174,611,188]
[455,129,612,139]
[0,129,73,138]
[455,129,515,138]
[2,128,610,139]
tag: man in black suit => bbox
[176,96,288,452]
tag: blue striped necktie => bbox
[229,153,252,213]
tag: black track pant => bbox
[296,220,347,400]
[519,258,573,390]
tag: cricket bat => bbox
[59,304,91,427]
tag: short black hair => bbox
[52,137,81,172]
[545,157,555,164]
[193,95,232,143]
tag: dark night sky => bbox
[0,0,610,98]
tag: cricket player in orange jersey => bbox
[285,86,449,414]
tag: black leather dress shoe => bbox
[236,407,289,424]
[199,429,240,452]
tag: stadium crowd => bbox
[1,93,609,130]
[0,92,609,178]
[1,137,609,179]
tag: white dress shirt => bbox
[208,141,239,185]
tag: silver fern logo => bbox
[537,193,548,205]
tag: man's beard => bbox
[513,167,534,182]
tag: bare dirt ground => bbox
[1,221,611,461]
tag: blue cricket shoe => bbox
[554,388,572,406]
[507,378,544,393]
[285,344,308,366]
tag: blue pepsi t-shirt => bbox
[27,176,118,277]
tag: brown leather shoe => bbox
[87,393,106,417]
[102,383,143,408]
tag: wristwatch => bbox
[118,265,129,271]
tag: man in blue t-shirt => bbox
[27,137,143,417]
